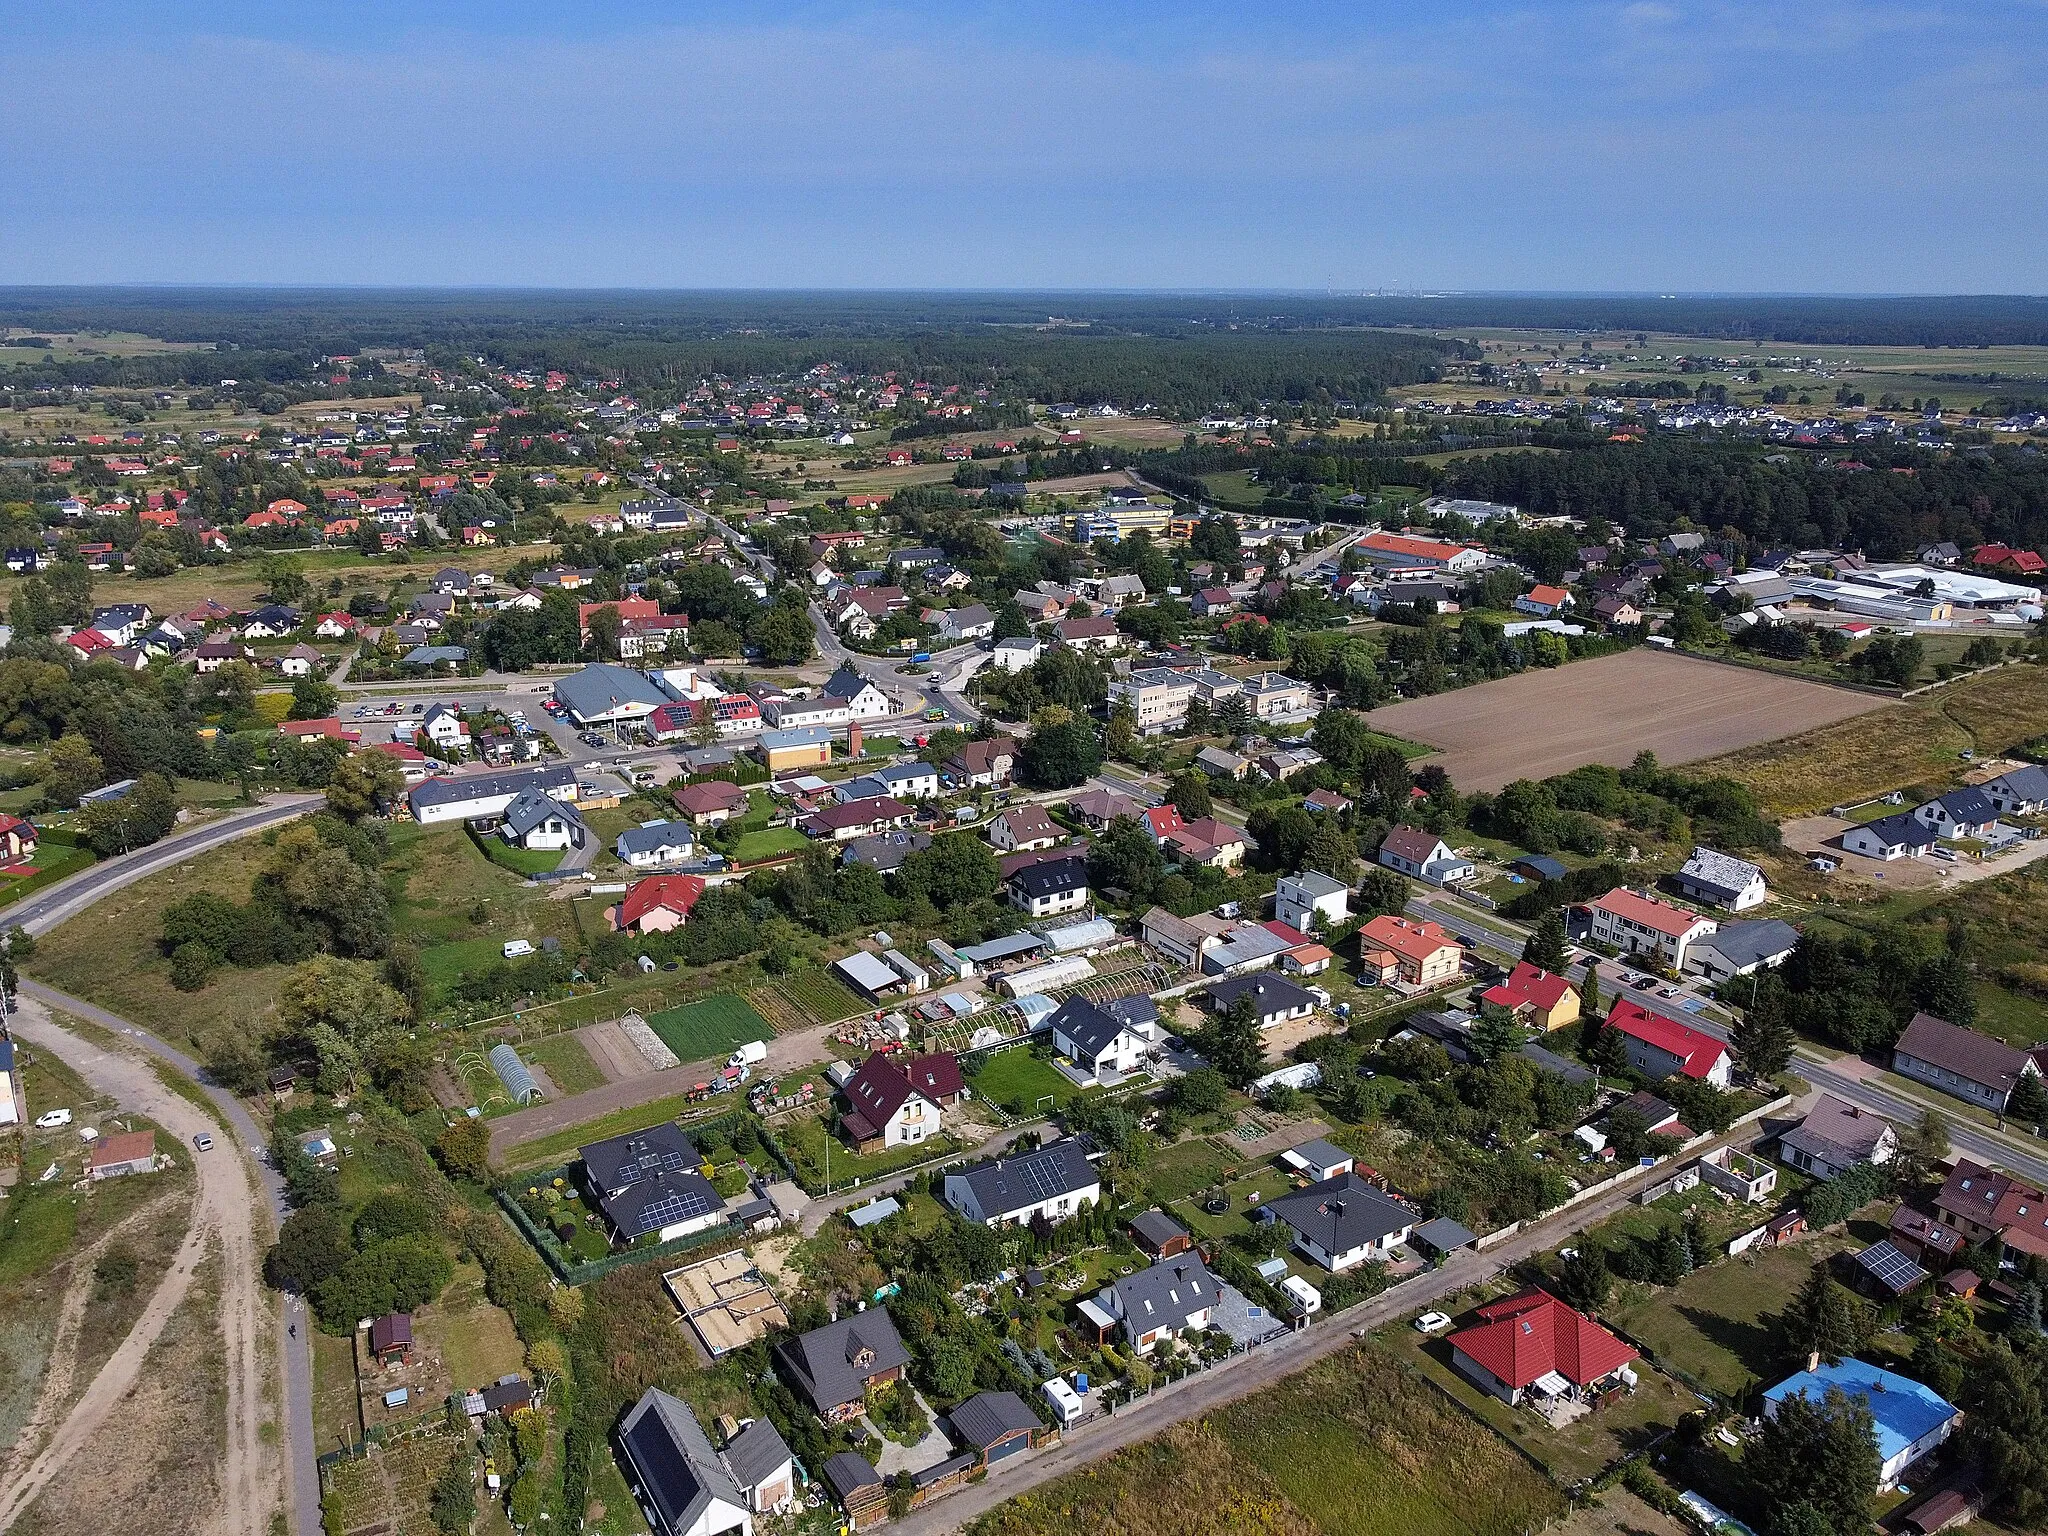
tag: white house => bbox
[1047,996,1147,1083]
[1095,1256,1217,1354]
[943,1138,1101,1228]
[1841,812,1937,861]
[1671,847,1768,912]
[1913,787,2002,840]
[419,703,470,752]
[1007,855,1089,918]
[499,790,585,852]
[1274,871,1349,933]
[1763,1361,1960,1491]
[823,664,893,720]
[1778,1095,1898,1180]
[1378,826,1475,886]
[1262,1172,1416,1272]
[990,636,1043,673]
[615,821,696,870]
[987,803,1061,853]
[1586,888,1718,971]
[618,1388,756,1536]
[840,1052,941,1151]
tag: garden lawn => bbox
[730,826,808,862]
[1142,1137,1242,1205]
[775,1113,960,1193]
[1603,1224,1870,1398]
[970,1050,1079,1115]
[522,1033,607,1096]
[481,839,567,876]
[645,995,774,1064]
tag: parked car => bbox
[34,1108,72,1130]
[1415,1312,1453,1334]
[193,1132,215,1151]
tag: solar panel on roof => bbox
[631,1182,718,1232]
[1855,1240,1928,1295]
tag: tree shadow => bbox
[1674,1303,1778,1386]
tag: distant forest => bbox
[6,287,2048,407]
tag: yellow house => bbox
[1478,962,1582,1032]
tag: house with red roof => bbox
[1358,914,1462,988]
[314,612,358,639]
[1974,543,2047,577]
[1514,584,1574,618]
[277,718,362,745]
[1479,962,1581,1032]
[1605,997,1734,1086]
[1448,1289,1638,1407]
[1357,531,1489,572]
[616,874,708,934]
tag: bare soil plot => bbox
[1366,651,1885,794]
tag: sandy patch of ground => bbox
[1366,650,1886,794]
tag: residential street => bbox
[886,1113,1772,1536]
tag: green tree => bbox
[436,1116,493,1183]
[1522,911,1568,972]
[896,832,999,909]
[1732,989,1795,1079]
[1470,1007,1525,1065]
[2012,1071,2048,1129]
[1745,1386,1881,1536]
[258,554,311,606]
[1197,996,1266,1087]
[1165,770,1212,820]
[430,1455,476,1533]
[1302,817,1359,884]
[1897,1108,1951,1187]
[1555,1242,1610,1313]
[1780,1266,1867,1367]
[289,676,339,721]
[1104,701,1138,761]
[1087,813,1166,898]
[1966,1341,2048,1526]
[1019,717,1102,789]
[1579,960,1601,1019]
[1173,1067,1228,1116]
[42,733,107,808]
[324,750,404,822]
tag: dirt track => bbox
[0,1003,274,1536]
[1366,650,1885,793]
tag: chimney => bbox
[848,722,863,758]
[1807,1351,1821,1373]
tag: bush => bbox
[168,940,217,991]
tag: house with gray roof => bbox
[1262,1171,1418,1272]
[500,789,585,852]
[776,1310,913,1423]
[947,1391,1047,1469]
[1672,846,1767,911]
[1047,996,1146,1082]
[1912,787,2002,840]
[616,820,696,870]
[554,662,673,727]
[1841,811,1938,861]
[943,1136,1101,1228]
[1095,1255,1218,1354]
[617,1387,752,1536]
[1685,918,1800,982]
[1780,1094,1899,1180]
[599,1168,727,1244]
[1205,972,1317,1031]
[407,763,578,825]
[719,1418,795,1515]
[1981,765,2048,817]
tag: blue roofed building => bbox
[1762,1359,1961,1488]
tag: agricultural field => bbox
[322,1423,471,1536]
[1366,649,1887,794]
[758,965,865,1027]
[971,1344,1565,1536]
[1694,662,2048,815]
[643,994,773,1065]
[518,1033,606,1097]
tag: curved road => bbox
[11,798,325,1536]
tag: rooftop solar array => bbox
[1854,1240,1929,1296]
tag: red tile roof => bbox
[1590,887,1711,939]
[1480,961,1577,1015]
[618,874,706,928]
[1358,914,1459,966]
[1448,1288,1636,1390]
[1606,998,1730,1079]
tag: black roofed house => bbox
[479,1374,537,1415]
[942,1136,1101,1228]
[719,1417,795,1515]
[1262,1171,1418,1272]
[1006,854,1090,918]
[499,789,586,852]
[1912,787,2001,840]
[1980,764,2048,818]
[1892,1011,2038,1112]
[1047,995,1147,1084]
[1205,972,1317,1031]
[617,1387,754,1536]
[579,1124,727,1242]
[1685,918,1801,983]
[581,1124,705,1196]
[948,1390,1049,1469]
[775,1309,913,1423]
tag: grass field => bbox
[969,1049,1079,1114]
[971,1344,1565,1536]
[479,838,567,876]
[499,1092,706,1166]
[521,1033,606,1096]
[644,994,774,1065]
[1694,663,2048,815]
[1604,1221,1871,1397]
[730,826,808,863]
[1141,1136,1242,1204]
[1366,649,1887,795]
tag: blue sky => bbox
[5,1,2045,291]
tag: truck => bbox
[727,1039,768,1069]
[910,652,931,664]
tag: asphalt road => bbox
[20,979,321,1536]
[9,794,324,937]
